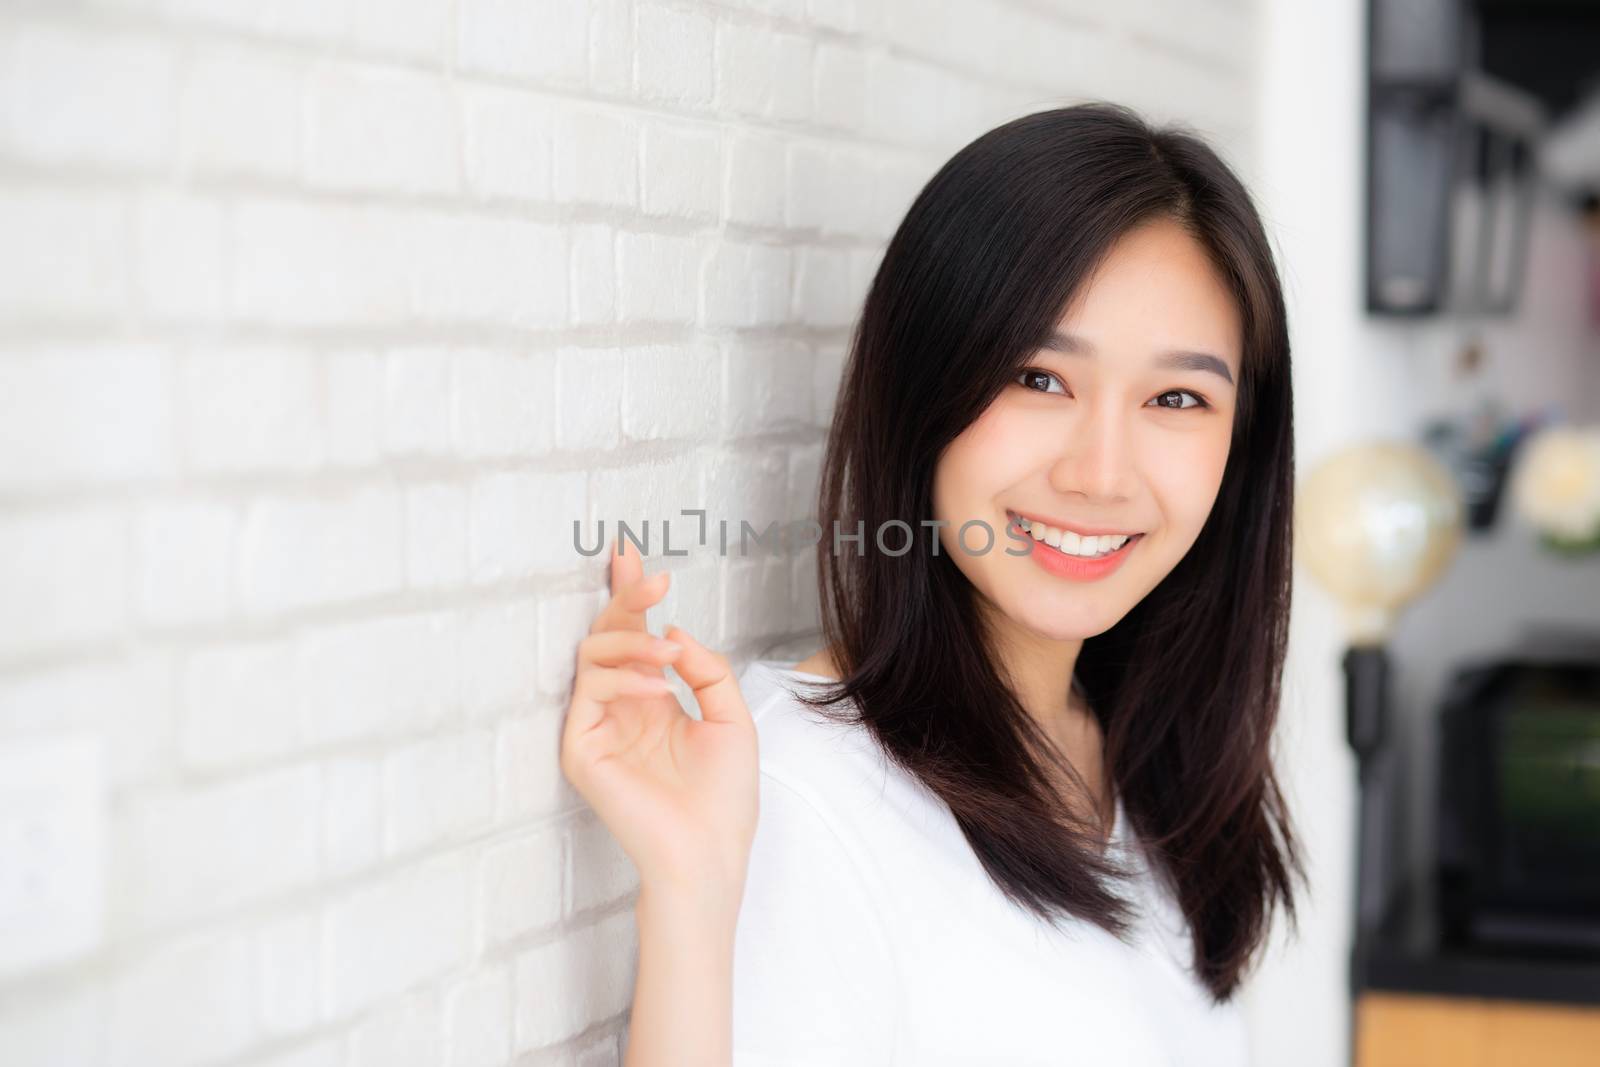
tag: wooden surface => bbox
[1356,991,1600,1067]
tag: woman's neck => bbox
[985,617,1114,835]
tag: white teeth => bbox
[1011,513,1133,558]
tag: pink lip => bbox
[1006,509,1143,539]
[1008,514,1143,582]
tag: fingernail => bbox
[659,641,683,654]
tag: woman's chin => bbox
[999,598,1119,643]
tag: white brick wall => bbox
[0,2,1258,1064]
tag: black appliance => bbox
[1436,654,1600,957]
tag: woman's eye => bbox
[1148,389,1210,411]
[1017,369,1209,412]
[1017,368,1066,394]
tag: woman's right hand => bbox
[558,535,760,912]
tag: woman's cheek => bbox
[942,405,1035,503]
[1165,435,1232,532]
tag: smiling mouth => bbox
[1007,510,1145,559]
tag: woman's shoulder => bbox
[735,658,972,881]
[736,658,892,804]
[737,658,876,752]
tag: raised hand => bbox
[558,534,760,907]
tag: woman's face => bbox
[931,217,1242,642]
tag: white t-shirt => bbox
[730,659,1252,1067]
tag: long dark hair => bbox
[790,101,1306,1003]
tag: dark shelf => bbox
[1360,881,1600,1007]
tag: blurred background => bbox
[0,1,1596,1066]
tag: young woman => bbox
[560,101,1307,1066]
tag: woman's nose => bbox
[1046,404,1137,502]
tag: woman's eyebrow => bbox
[1040,330,1236,386]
